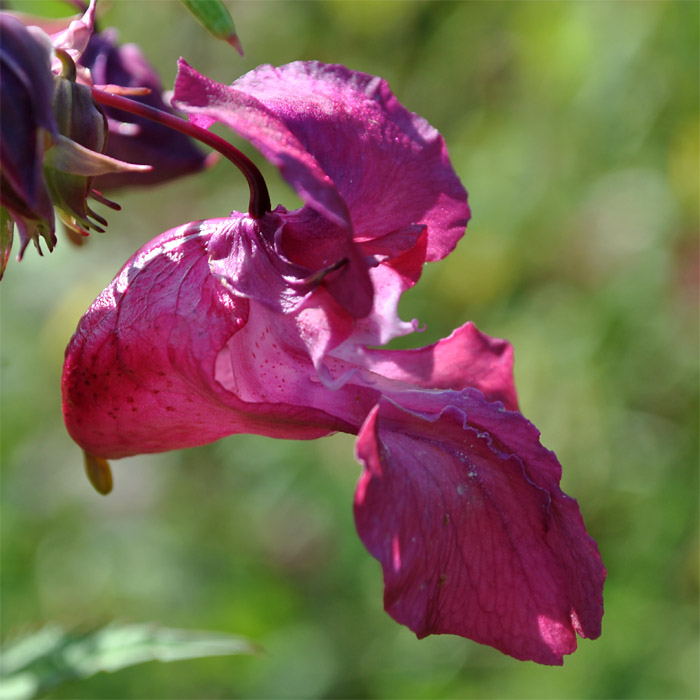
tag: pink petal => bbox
[173,60,350,229]
[213,295,376,428]
[208,206,373,320]
[61,219,351,459]
[50,0,97,64]
[230,62,469,263]
[355,322,519,410]
[173,60,469,266]
[275,207,375,318]
[354,394,605,665]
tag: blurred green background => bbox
[1,1,698,698]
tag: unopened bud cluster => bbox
[0,2,207,278]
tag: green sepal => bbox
[43,75,147,237]
[45,134,151,177]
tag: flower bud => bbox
[43,53,110,236]
[0,11,149,275]
[0,14,58,268]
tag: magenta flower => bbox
[62,60,605,664]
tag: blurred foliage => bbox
[0,623,257,700]
[1,1,698,698]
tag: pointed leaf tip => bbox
[227,33,244,56]
[180,0,242,53]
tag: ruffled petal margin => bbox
[354,393,605,664]
[345,322,519,410]
[172,59,469,268]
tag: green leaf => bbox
[179,0,243,54]
[0,623,259,700]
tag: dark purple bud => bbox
[80,29,209,190]
[0,11,149,275]
[0,14,58,256]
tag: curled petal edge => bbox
[354,394,605,665]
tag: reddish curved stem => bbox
[91,87,271,219]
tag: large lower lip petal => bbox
[354,393,606,664]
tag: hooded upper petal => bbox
[172,60,471,345]
[174,61,468,259]
[354,392,605,664]
[62,217,355,459]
